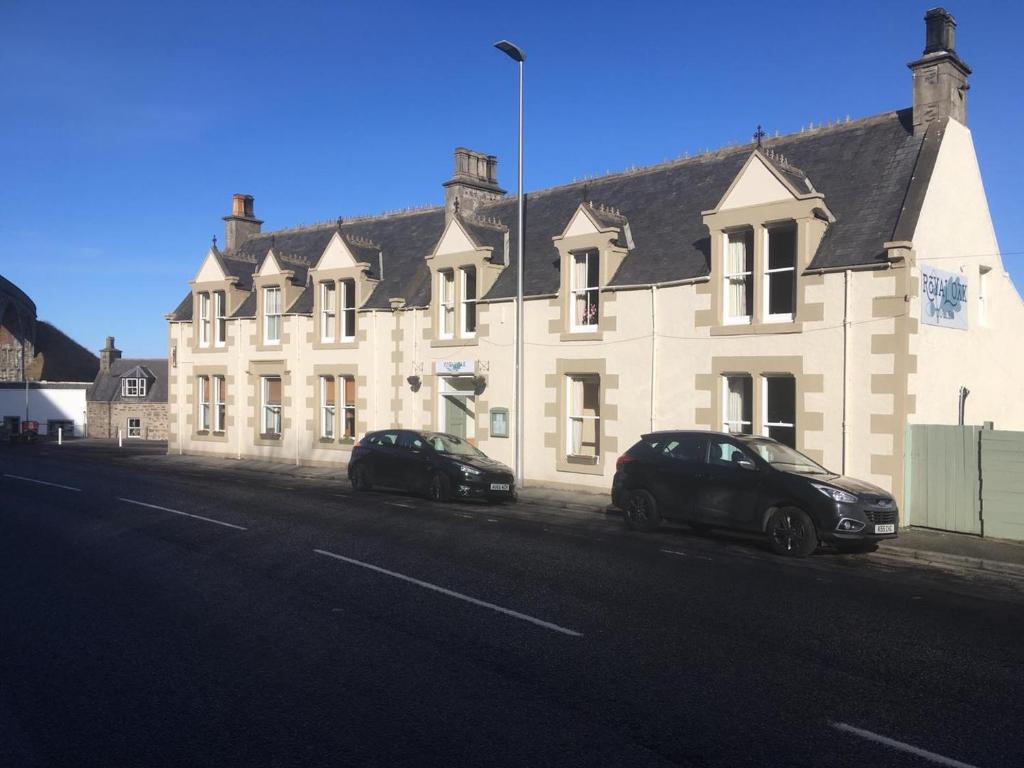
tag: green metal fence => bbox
[904,424,1024,541]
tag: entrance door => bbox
[438,376,475,440]
[443,396,470,438]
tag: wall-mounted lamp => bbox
[473,375,487,396]
[407,375,421,393]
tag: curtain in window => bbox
[322,376,335,438]
[573,256,589,325]
[727,236,750,317]
[343,376,356,437]
[569,376,584,454]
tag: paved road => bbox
[2,445,1022,767]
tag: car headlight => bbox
[812,484,858,504]
[458,463,482,477]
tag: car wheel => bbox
[428,472,451,503]
[766,507,818,557]
[623,489,661,532]
[351,463,372,492]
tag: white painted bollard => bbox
[118,428,123,448]
[58,427,62,446]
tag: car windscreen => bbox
[425,433,486,458]
[744,439,829,474]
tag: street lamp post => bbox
[494,39,525,488]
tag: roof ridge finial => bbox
[753,124,766,149]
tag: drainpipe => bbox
[295,317,301,467]
[372,310,379,430]
[236,318,242,460]
[958,386,970,425]
[650,285,657,432]
[842,270,851,475]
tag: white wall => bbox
[0,385,89,436]
[910,119,1024,429]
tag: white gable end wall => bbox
[194,250,227,283]
[909,119,1024,429]
[316,232,360,270]
[719,157,794,210]
[562,207,601,238]
[434,220,477,257]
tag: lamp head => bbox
[494,40,525,62]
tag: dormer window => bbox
[724,230,753,323]
[121,377,147,397]
[571,250,600,330]
[214,291,227,346]
[765,224,796,321]
[460,267,477,337]
[264,286,282,344]
[438,269,455,339]
[198,292,211,346]
[340,279,356,340]
[320,282,336,342]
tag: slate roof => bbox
[88,358,168,403]
[169,107,930,317]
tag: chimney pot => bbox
[223,193,263,253]
[442,147,506,223]
[909,7,971,135]
[923,7,956,55]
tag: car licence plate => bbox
[490,483,510,491]
[874,524,895,534]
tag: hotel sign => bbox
[435,360,475,375]
[921,265,968,330]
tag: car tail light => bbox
[616,454,636,468]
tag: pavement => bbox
[39,438,1024,578]
[3,441,1024,767]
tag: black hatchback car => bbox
[348,429,516,503]
[612,431,898,557]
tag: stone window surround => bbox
[426,246,503,349]
[551,227,627,342]
[248,360,289,447]
[546,358,620,476]
[309,264,377,350]
[252,271,302,352]
[699,197,831,335]
[189,278,244,354]
[305,363,366,449]
[193,365,230,443]
[694,355,825,465]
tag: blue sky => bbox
[2,0,1021,357]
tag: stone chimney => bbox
[222,193,263,252]
[99,336,121,373]
[442,148,506,222]
[908,7,971,135]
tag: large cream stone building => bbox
[167,9,1024,505]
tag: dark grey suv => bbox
[611,431,898,557]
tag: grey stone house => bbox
[87,338,168,440]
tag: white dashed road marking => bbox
[118,498,248,531]
[3,474,81,492]
[830,722,979,768]
[314,548,582,637]
[385,501,415,509]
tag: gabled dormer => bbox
[308,229,380,349]
[253,248,302,349]
[552,201,631,340]
[426,214,506,347]
[119,364,154,398]
[188,244,244,352]
[701,149,834,334]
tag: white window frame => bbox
[570,250,600,332]
[320,375,336,439]
[340,279,356,341]
[762,374,796,446]
[214,291,227,346]
[763,225,796,323]
[320,282,336,342]
[198,375,210,431]
[198,292,211,347]
[263,286,282,345]
[127,417,141,439]
[213,375,225,433]
[122,378,136,397]
[342,375,356,439]
[460,267,477,338]
[261,376,282,436]
[565,374,600,458]
[724,231,753,324]
[438,270,455,339]
[722,374,754,435]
